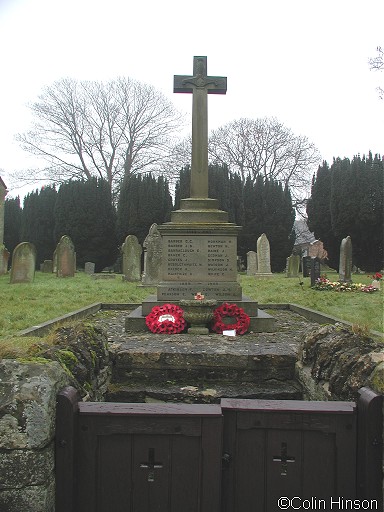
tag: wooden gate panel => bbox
[56,388,381,512]
[97,435,133,512]
[221,399,357,512]
[64,401,222,512]
[301,430,335,496]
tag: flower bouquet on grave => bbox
[145,304,186,334]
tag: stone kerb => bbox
[56,235,75,278]
[10,242,36,284]
[122,235,142,282]
[256,233,272,277]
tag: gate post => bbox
[357,386,383,507]
[55,386,80,512]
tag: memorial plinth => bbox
[157,198,242,301]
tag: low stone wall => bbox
[0,361,69,512]
[0,322,111,512]
[296,323,384,400]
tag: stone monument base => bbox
[125,295,276,334]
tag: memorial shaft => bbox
[174,56,227,199]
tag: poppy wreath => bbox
[145,303,186,334]
[211,303,250,335]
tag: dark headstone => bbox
[302,256,312,277]
[310,257,321,287]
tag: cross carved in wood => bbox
[273,442,296,476]
[140,448,164,482]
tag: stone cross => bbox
[174,56,227,198]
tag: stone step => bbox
[106,379,303,404]
[109,334,297,384]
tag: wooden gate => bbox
[56,387,382,512]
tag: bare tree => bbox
[208,117,321,208]
[369,46,383,99]
[15,77,184,190]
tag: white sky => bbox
[0,0,383,197]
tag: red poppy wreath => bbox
[211,303,250,335]
[145,303,186,334]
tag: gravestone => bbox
[310,257,321,287]
[122,235,142,281]
[286,254,300,278]
[246,251,257,276]
[10,242,36,283]
[156,56,242,301]
[142,224,162,286]
[302,256,312,277]
[56,235,76,277]
[85,262,95,275]
[256,234,272,277]
[0,247,9,275]
[41,260,53,273]
[339,236,352,283]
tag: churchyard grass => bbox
[241,272,383,334]
[0,272,152,338]
[0,270,382,345]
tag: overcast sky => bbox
[0,0,383,197]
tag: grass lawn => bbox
[0,270,382,341]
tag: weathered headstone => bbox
[10,242,36,283]
[246,251,257,276]
[310,257,321,286]
[122,235,142,281]
[84,262,95,275]
[0,247,9,275]
[302,256,312,277]
[286,254,300,278]
[256,234,272,276]
[339,236,352,283]
[56,235,76,277]
[142,224,162,286]
[41,260,53,273]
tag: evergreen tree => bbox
[241,178,295,271]
[174,166,296,271]
[54,178,117,272]
[307,153,383,271]
[22,186,57,267]
[116,174,173,245]
[307,162,340,269]
[4,196,22,256]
